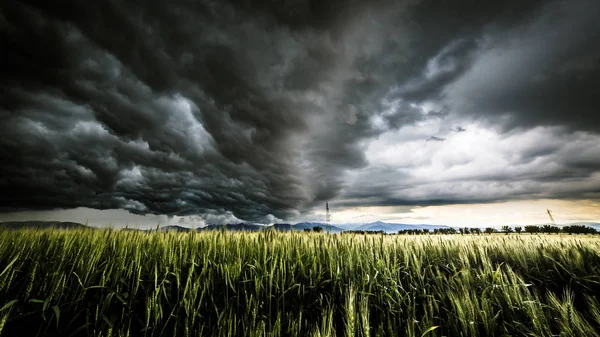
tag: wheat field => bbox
[1,229,599,336]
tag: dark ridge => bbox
[0,221,90,230]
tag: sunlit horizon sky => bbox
[2,0,600,227]
[0,199,598,229]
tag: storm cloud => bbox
[1,0,599,222]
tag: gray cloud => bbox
[337,126,600,210]
[1,0,600,222]
[444,0,600,133]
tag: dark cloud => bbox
[444,0,600,133]
[1,0,600,222]
[1,0,407,220]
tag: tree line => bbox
[433,225,599,235]
[334,225,599,235]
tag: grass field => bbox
[1,229,599,337]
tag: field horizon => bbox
[2,220,600,234]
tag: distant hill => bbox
[292,222,344,233]
[330,223,364,230]
[271,223,295,231]
[0,221,90,230]
[158,225,193,232]
[6,220,596,234]
[195,222,436,233]
[121,227,146,232]
[356,221,452,234]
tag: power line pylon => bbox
[326,202,331,232]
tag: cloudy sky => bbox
[1,0,600,228]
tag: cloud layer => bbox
[1,0,599,222]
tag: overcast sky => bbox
[1,0,600,228]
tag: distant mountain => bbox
[293,222,344,233]
[6,220,595,234]
[271,223,295,231]
[121,227,146,232]
[0,221,90,230]
[198,223,266,232]
[159,225,193,232]
[329,223,364,230]
[356,221,452,234]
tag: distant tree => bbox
[343,230,385,235]
[397,229,430,235]
[562,225,597,235]
[484,227,496,234]
[524,225,539,234]
[459,228,464,235]
[312,226,323,233]
[303,228,312,233]
[542,224,560,234]
[471,228,482,235]
[501,226,513,234]
[463,228,471,235]
[433,227,457,235]
[514,226,522,234]
[408,229,429,235]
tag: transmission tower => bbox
[326,202,331,232]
